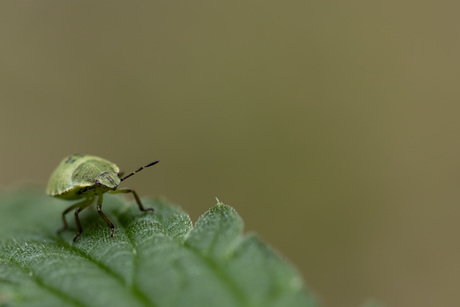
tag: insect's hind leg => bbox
[110,188,154,212]
[58,197,94,242]
[58,203,79,234]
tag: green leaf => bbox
[0,188,316,307]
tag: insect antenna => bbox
[120,160,159,182]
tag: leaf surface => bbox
[0,189,315,307]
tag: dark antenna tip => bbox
[146,160,160,167]
[120,160,159,182]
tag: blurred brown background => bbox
[1,1,459,306]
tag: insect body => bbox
[47,154,159,241]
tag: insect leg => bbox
[110,188,154,212]
[58,203,80,234]
[96,194,115,238]
[58,198,93,234]
[72,197,94,242]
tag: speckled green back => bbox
[46,154,120,197]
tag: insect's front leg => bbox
[110,188,154,212]
[95,193,115,238]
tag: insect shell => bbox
[47,154,159,242]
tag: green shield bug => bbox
[47,154,159,242]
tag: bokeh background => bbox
[1,1,459,306]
